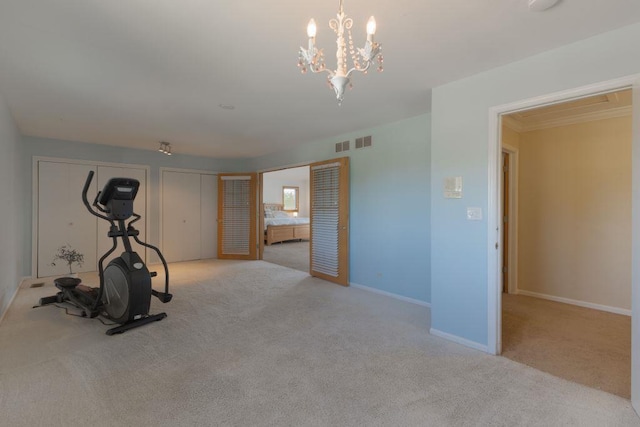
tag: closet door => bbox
[200,174,218,259]
[181,172,202,261]
[309,157,349,286]
[37,161,97,277]
[162,171,202,263]
[96,166,147,267]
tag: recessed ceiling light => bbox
[219,104,235,110]
[528,0,560,12]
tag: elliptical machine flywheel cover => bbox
[102,255,152,324]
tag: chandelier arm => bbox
[345,60,371,78]
[310,67,335,77]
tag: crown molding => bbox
[503,105,631,134]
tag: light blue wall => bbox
[22,137,247,274]
[0,90,24,320]
[248,114,431,303]
[430,23,640,346]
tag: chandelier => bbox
[298,0,383,106]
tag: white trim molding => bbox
[349,282,431,307]
[517,289,631,316]
[0,278,26,325]
[429,328,489,353]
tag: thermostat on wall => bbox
[444,176,463,199]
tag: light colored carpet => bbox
[263,240,309,273]
[0,260,638,426]
[502,293,631,399]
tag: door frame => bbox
[487,74,640,410]
[257,158,350,287]
[32,156,151,278]
[501,144,518,295]
[257,161,314,261]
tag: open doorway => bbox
[261,166,311,273]
[499,89,632,398]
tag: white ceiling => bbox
[0,0,639,158]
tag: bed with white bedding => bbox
[263,203,310,245]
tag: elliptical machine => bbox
[39,171,172,335]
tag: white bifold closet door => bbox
[96,166,147,266]
[200,174,217,259]
[161,170,217,263]
[310,157,349,286]
[36,161,149,278]
[37,161,97,277]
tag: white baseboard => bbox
[0,278,25,326]
[516,289,631,316]
[19,276,45,289]
[349,282,431,308]
[429,328,489,353]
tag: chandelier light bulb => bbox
[307,19,317,38]
[367,16,376,36]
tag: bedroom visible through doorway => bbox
[262,166,310,273]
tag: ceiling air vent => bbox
[355,135,372,149]
[335,140,350,152]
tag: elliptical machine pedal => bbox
[38,171,172,335]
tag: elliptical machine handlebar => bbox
[82,171,112,222]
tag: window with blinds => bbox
[311,163,340,277]
[221,177,251,255]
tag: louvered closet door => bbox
[310,157,349,286]
[217,173,257,260]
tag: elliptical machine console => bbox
[40,171,172,335]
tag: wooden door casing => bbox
[502,152,509,294]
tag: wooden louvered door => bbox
[309,157,349,286]
[217,173,257,260]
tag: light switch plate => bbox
[467,207,483,221]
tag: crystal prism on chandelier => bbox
[298,0,383,106]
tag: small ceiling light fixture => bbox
[219,104,235,110]
[158,141,172,156]
[528,0,560,12]
[298,0,383,106]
